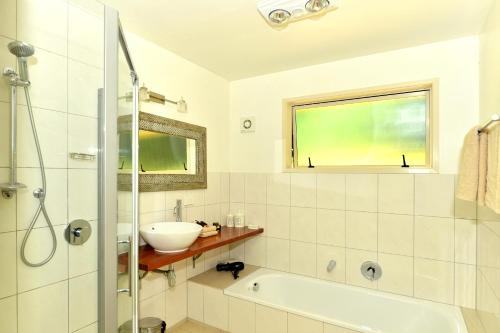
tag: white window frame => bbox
[282,80,439,173]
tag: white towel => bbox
[456,127,481,202]
[485,125,500,213]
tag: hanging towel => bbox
[477,132,488,206]
[456,126,481,202]
[485,124,500,213]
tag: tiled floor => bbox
[169,320,228,333]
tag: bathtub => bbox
[224,268,468,333]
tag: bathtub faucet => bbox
[327,260,337,272]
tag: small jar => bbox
[234,212,245,228]
[226,213,234,227]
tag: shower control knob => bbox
[65,219,92,245]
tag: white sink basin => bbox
[140,222,202,253]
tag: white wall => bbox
[229,37,480,174]
[125,32,231,172]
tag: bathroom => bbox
[0,0,499,332]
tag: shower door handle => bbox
[117,237,132,296]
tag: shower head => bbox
[8,41,35,58]
[8,41,34,82]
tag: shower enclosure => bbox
[0,2,139,332]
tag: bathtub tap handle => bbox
[327,260,336,272]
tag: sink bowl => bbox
[140,222,202,253]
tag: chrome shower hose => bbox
[20,87,57,267]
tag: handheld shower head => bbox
[8,41,35,82]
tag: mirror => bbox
[118,112,207,191]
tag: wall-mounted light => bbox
[257,0,338,27]
[139,85,188,113]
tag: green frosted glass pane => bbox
[295,94,427,167]
[119,130,188,171]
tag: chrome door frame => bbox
[99,6,140,333]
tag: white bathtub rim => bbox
[223,268,468,333]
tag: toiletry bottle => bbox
[234,211,245,228]
[226,213,234,227]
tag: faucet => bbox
[173,199,182,222]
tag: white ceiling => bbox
[103,0,493,80]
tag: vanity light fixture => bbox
[258,0,338,26]
[139,85,188,113]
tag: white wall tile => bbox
[415,174,455,218]
[18,280,68,333]
[140,272,165,301]
[0,232,16,299]
[187,281,204,322]
[68,3,104,67]
[246,203,266,230]
[0,169,17,233]
[288,313,323,333]
[205,204,221,224]
[346,211,377,251]
[455,219,477,264]
[69,272,98,332]
[317,174,346,211]
[68,114,98,169]
[230,173,245,203]
[220,173,230,203]
[378,253,413,296]
[165,282,187,327]
[17,225,68,292]
[290,241,317,277]
[17,0,67,55]
[18,48,68,112]
[317,209,345,247]
[245,173,267,204]
[291,173,316,208]
[17,107,67,168]
[414,216,454,261]
[229,240,245,261]
[245,236,267,267]
[140,192,166,213]
[378,174,414,215]
[229,297,255,333]
[414,258,454,304]
[267,173,290,206]
[346,174,377,212]
[204,247,222,270]
[184,189,205,207]
[256,304,287,333]
[68,59,102,118]
[74,323,97,333]
[0,296,17,333]
[290,207,316,243]
[346,248,377,289]
[316,244,346,283]
[378,213,413,256]
[16,168,67,230]
[187,253,205,278]
[266,205,290,239]
[140,293,165,320]
[266,238,290,272]
[455,264,476,308]
[203,286,229,330]
[0,0,16,39]
[68,169,98,221]
[205,173,221,205]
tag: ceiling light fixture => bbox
[258,0,339,27]
[305,0,330,13]
[269,9,292,24]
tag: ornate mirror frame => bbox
[118,112,207,191]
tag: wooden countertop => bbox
[120,226,263,272]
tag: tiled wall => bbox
[226,173,477,308]
[0,0,103,332]
[476,206,500,332]
[138,173,242,327]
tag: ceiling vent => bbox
[257,0,339,26]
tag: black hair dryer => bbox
[216,261,245,279]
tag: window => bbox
[285,83,435,171]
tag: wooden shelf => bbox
[120,226,263,272]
